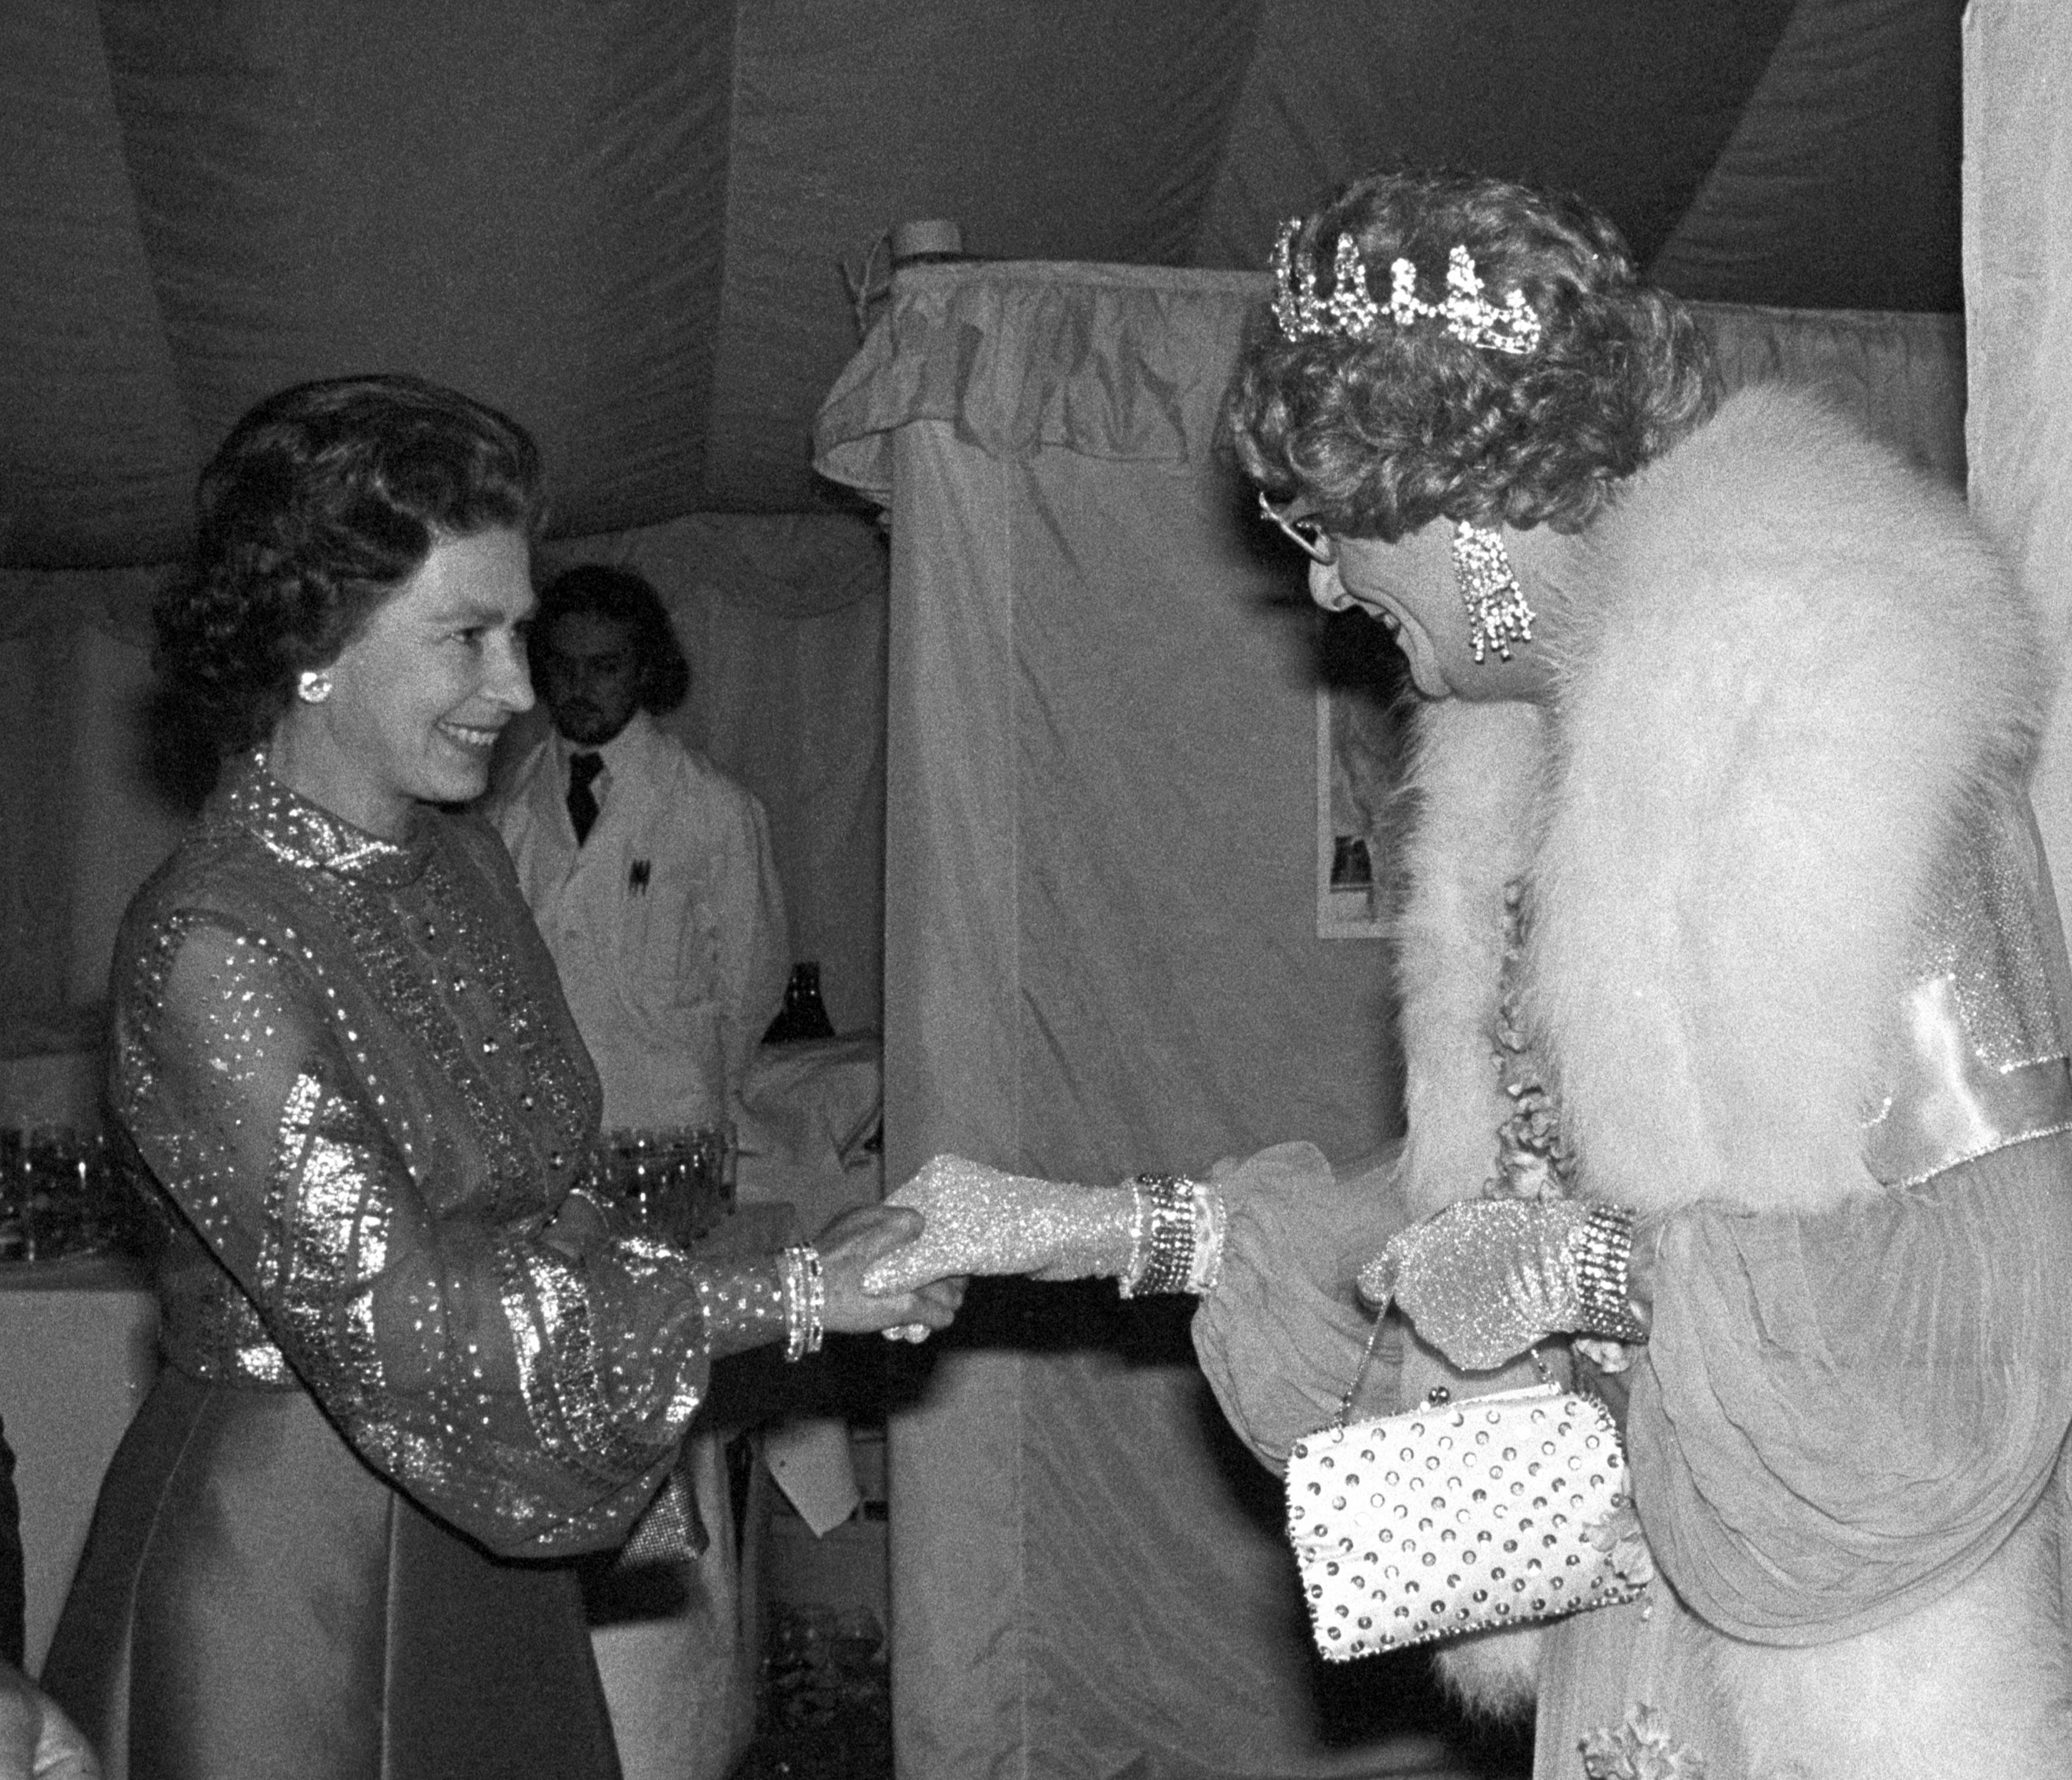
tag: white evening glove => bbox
[861,1154,1137,1294]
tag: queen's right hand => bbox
[860,1154,1138,1294]
[812,1203,966,1336]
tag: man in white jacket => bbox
[492,563,789,1132]
[488,562,790,1780]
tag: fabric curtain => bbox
[2,0,1961,565]
[1962,0,2072,958]
[1692,301,1965,483]
[814,258,1969,1778]
[1645,0,1964,310]
[0,570,183,1031]
[0,0,736,566]
[820,262,1441,1780]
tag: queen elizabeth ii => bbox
[42,374,962,1780]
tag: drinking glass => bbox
[599,1124,736,1247]
[21,1126,95,1258]
[0,1127,30,1263]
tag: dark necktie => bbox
[566,751,604,845]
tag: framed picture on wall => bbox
[1315,611,1408,940]
[1317,685,1389,939]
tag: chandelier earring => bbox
[297,669,333,704]
[1450,523,1536,664]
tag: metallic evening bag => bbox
[1285,1333,1643,1662]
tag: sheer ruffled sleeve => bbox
[1627,1131,2072,1643]
[1189,1142,1412,1473]
[116,903,786,1558]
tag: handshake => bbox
[863,1154,1647,1374]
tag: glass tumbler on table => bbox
[599,1124,736,1248]
[0,1126,125,1261]
[0,1127,30,1263]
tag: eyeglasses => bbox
[1256,489,1336,565]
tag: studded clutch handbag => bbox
[1285,1341,1644,1662]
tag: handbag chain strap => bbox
[1331,1309,1391,1431]
[1333,1298,1550,1433]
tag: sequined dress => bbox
[43,758,794,1780]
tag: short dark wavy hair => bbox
[529,564,691,715]
[156,373,545,757]
[1225,169,1717,539]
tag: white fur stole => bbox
[1398,384,2044,1222]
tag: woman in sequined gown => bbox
[40,375,961,1780]
[869,171,2072,1777]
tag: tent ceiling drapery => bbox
[4,0,1960,571]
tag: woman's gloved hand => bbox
[860,1154,1137,1295]
[1358,1197,1643,1372]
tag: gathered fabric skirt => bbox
[41,1367,622,1780]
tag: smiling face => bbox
[1308,524,1556,705]
[270,527,536,835]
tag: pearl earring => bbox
[297,670,333,704]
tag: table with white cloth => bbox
[0,1254,157,1673]
[0,1039,159,1673]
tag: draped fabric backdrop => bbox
[1963,0,2072,954]
[815,261,1965,1779]
[820,262,1417,1780]
[2,0,1960,564]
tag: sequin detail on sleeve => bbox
[692,1253,792,1356]
[262,1069,390,1433]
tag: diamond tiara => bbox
[1270,223,1543,356]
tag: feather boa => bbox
[1391,385,2055,1741]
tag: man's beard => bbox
[554,704,632,746]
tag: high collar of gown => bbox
[215,751,437,889]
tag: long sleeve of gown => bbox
[1627,1129,2072,1643]
[1189,1142,1413,1472]
[110,782,791,1560]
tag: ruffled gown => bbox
[1195,390,2072,1777]
[43,758,796,1780]
[1193,793,2072,1778]
[1534,1126,2072,1779]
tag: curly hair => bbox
[1225,169,1717,539]
[155,374,545,757]
[528,563,691,716]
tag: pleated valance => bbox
[815,262,1269,505]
